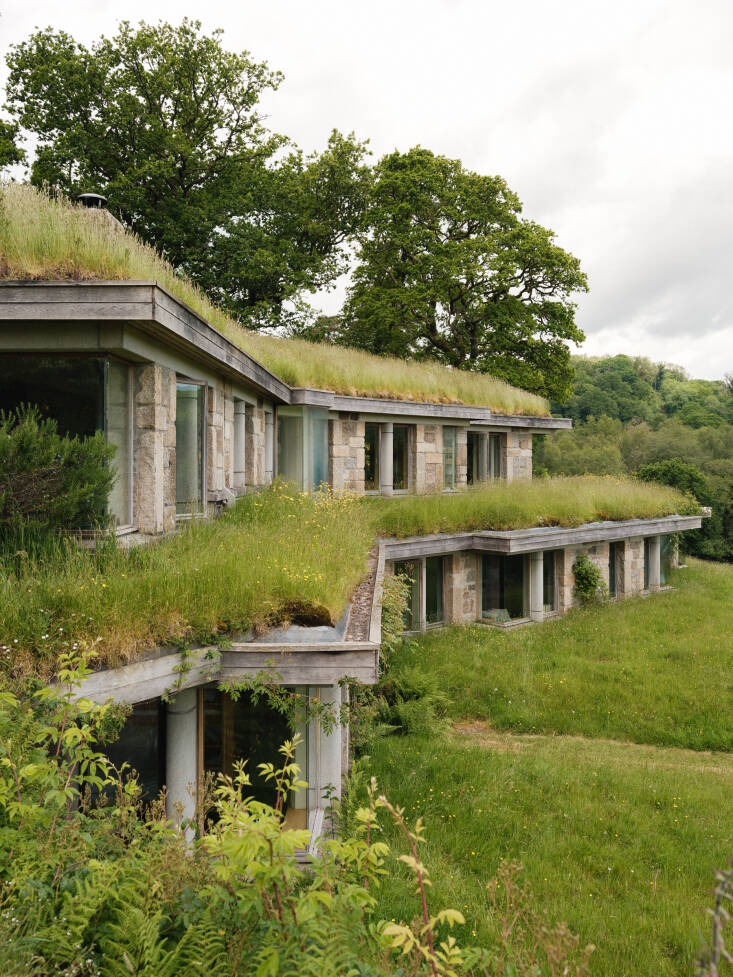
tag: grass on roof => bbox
[0,182,548,414]
[0,476,699,679]
[367,474,700,537]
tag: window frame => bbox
[442,426,457,491]
[175,377,208,519]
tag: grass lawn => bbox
[366,730,732,977]
[390,559,733,751]
[358,559,733,976]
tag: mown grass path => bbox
[364,560,733,977]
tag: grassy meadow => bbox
[0,183,547,414]
[359,559,733,977]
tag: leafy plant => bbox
[0,404,115,536]
[572,553,607,604]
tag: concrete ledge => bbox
[382,514,704,559]
[70,642,380,705]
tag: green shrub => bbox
[0,404,115,537]
[572,553,607,603]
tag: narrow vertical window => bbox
[609,541,621,597]
[176,381,204,515]
[394,560,420,630]
[543,550,557,612]
[489,434,502,479]
[425,556,444,625]
[105,359,132,526]
[643,538,651,590]
[364,423,380,491]
[393,424,409,491]
[443,427,457,490]
[660,535,672,586]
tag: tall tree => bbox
[0,119,24,170]
[340,148,587,401]
[5,20,369,325]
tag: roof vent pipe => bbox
[77,192,108,209]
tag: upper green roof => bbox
[0,183,549,415]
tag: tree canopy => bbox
[335,148,587,401]
[0,119,24,171]
[5,20,369,325]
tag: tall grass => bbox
[369,475,700,538]
[0,476,700,676]
[0,183,548,414]
[0,485,374,676]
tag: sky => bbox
[1,0,732,380]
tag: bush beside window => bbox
[0,405,115,537]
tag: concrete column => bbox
[379,422,394,496]
[265,411,274,484]
[318,685,343,804]
[648,535,661,591]
[165,688,198,831]
[479,434,489,483]
[233,401,246,492]
[529,551,544,622]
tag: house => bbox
[0,278,704,838]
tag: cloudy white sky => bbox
[2,0,732,379]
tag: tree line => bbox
[535,355,733,561]
[0,18,586,401]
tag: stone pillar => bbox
[380,422,394,497]
[648,535,661,591]
[165,688,198,831]
[529,551,544,621]
[134,363,176,535]
[265,412,274,484]
[319,685,343,804]
[233,401,246,492]
[479,434,489,483]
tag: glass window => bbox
[481,554,526,621]
[543,551,558,612]
[644,538,651,590]
[176,381,205,515]
[203,688,294,810]
[393,425,409,491]
[278,409,304,487]
[467,432,479,484]
[489,434,502,479]
[660,536,670,586]
[609,541,622,597]
[425,556,444,625]
[365,423,380,491]
[443,427,457,490]
[102,699,165,805]
[393,560,420,630]
[0,355,133,526]
[277,407,328,491]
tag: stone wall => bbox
[245,405,266,488]
[207,381,235,500]
[556,541,610,612]
[444,551,479,624]
[622,537,645,594]
[503,431,533,481]
[133,363,176,535]
[411,424,443,493]
[329,418,365,494]
[456,427,468,488]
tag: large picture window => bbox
[277,406,329,491]
[481,553,526,622]
[0,355,132,526]
[365,423,380,491]
[176,381,205,515]
[393,424,409,491]
[443,427,457,490]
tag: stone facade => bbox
[207,381,235,500]
[245,405,266,488]
[133,363,176,535]
[503,431,533,481]
[444,551,479,624]
[411,424,443,493]
[329,418,365,494]
[622,537,645,595]
[456,427,468,488]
